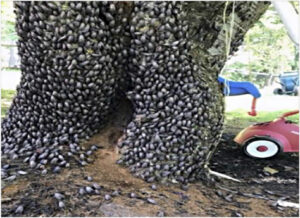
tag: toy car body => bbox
[234,110,299,158]
[273,72,299,96]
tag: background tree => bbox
[222,4,299,88]
[1,1,18,41]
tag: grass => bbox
[1,89,16,117]
[2,89,16,100]
[1,89,299,131]
[2,67,20,72]
[225,109,299,134]
[226,109,299,123]
[1,107,9,117]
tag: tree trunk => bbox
[2,1,269,183]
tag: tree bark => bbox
[1,1,269,183]
[183,1,270,168]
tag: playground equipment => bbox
[234,110,299,159]
[273,72,299,96]
[218,76,261,116]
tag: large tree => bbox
[2,1,269,184]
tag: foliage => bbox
[1,1,17,41]
[223,63,267,88]
[223,5,299,87]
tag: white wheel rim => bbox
[246,140,278,158]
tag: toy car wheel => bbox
[293,89,298,96]
[244,139,279,159]
[273,88,282,95]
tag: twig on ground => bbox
[208,169,242,183]
[276,200,300,209]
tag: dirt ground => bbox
[1,106,299,217]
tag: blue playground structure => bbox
[218,76,261,98]
[273,72,299,96]
[218,76,261,116]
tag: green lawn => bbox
[1,107,9,117]
[226,109,299,123]
[2,89,16,100]
[2,67,20,72]
[1,89,16,117]
[225,109,299,134]
[1,89,299,131]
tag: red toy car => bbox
[234,110,299,158]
